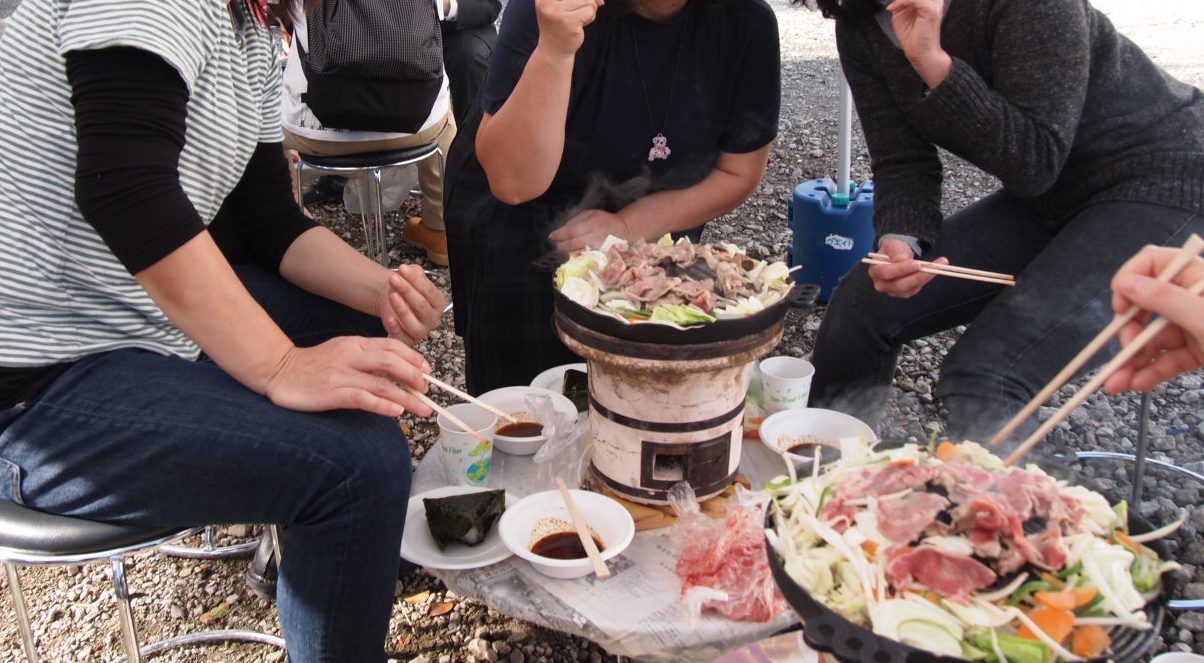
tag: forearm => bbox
[278,226,390,316]
[620,147,769,240]
[137,232,293,394]
[475,45,574,204]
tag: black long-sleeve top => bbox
[835,0,1204,249]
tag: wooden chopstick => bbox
[1004,268,1204,467]
[422,373,518,425]
[861,258,1016,286]
[404,387,490,444]
[867,252,1016,282]
[990,233,1204,447]
[555,478,610,578]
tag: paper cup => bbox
[437,403,497,486]
[758,356,815,413]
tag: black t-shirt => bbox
[480,0,780,210]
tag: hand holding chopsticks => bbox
[998,234,1204,467]
[862,252,1016,286]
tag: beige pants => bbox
[284,111,456,230]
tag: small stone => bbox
[1183,541,1204,566]
[409,657,432,663]
[492,642,511,656]
[507,633,528,644]
[508,651,526,663]
[265,652,285,663]
[226,524,249,538]
[588,652,603,663]
[1182,582,1204,600]
[1176,611,1204,632]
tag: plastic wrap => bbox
[343,165,418,215]
[529,394,591,490]
[668,482,788,624]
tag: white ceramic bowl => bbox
[758,407,877,467]
[498,489,635,579]
[477,386,579,455]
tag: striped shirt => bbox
[0,0,282,367]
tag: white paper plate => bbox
[400,485,515,570]
[529,362,587,394]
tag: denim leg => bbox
[938,202,1204,448]
[0,269,408,663]
[810,192,1055,430]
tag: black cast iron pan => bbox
[552,282,819,346]
[765,510,1176,663]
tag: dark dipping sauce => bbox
[530,531,605,560]
[787,443,816,455]
[496,421,544,438]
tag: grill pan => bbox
[765,510,1176,663]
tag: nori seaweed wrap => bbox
[423,489,506,550]
[562,368,589,413]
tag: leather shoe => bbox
[403,216,449,266]
[245,532,278,601]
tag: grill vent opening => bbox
[651,453,686,483]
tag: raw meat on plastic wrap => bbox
[667,482,788,623]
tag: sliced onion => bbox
[1128,515,1186,544]
[976,573,1030,604]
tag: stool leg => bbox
[4,563,40,663]
[110,557,144,663]
[368,169,388,266]
[293,159,305,207]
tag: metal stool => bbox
[0,501,286,662]
[158,525,258,560]
[294,143,444,267]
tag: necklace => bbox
[631,18,688,162]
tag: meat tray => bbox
[764,510,1177,663]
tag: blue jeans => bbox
[810,195,1203,448]
[0,265,408,663]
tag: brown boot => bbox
[403,216,449,266]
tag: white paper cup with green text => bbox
[758,356,815,413]
[437,403,497,486]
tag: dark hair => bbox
[805,0,885,20]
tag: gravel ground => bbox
[3,1,1203,661]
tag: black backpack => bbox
[299,0,444,133]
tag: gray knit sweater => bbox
[835,0,1204,248]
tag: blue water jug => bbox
[787,178,876,303]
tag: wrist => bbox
[261,344,299,399]
[912,51,953,91]
[615,211,634,241]
[533,39,579,65]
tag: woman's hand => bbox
[377,264,446,346]
[264,336,435,418]
[868,237,947,299]
[1104,246,1204,393]
[549,208,630,252]
[535,0,603,58]
[886,0,952,89]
